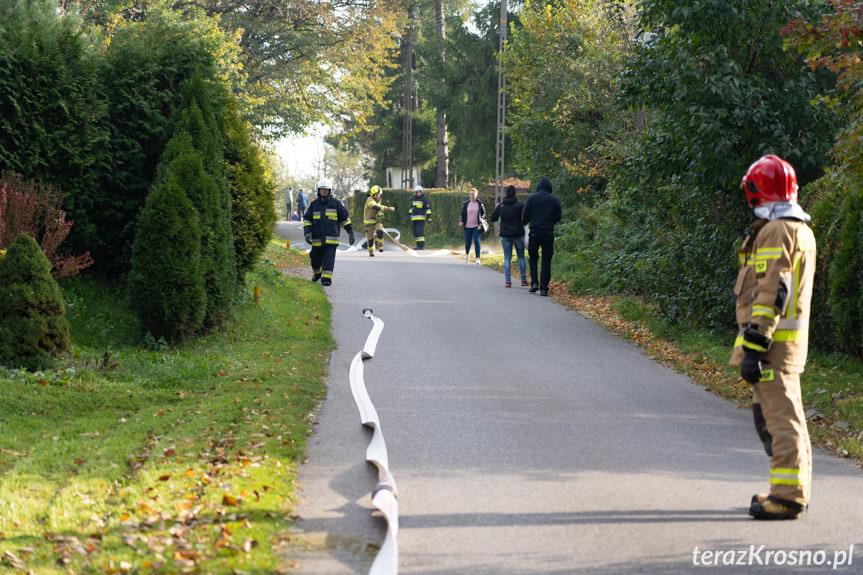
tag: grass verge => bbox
[0,238,329,574]
[480,252,863,468]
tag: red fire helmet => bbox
[741,155,798,208]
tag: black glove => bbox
[304,234,312,245]
[740,348,763,384]
[348,231,355,245]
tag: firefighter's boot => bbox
[749,494,804,520]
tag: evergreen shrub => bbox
[0,233,70,370]
[127,169,206,343]
[161,75,236,329]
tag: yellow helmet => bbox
[369,185,382,196]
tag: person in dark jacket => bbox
[303,179,354,286]
[490,185,527,287]
[409,185,432,250]
[522,176,562,296]
[296,188,308,218]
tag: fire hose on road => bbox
[349,307,399,575]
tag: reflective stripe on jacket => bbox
[303,197,353,246]
[729,218,816,373]
[410,195,431,221]
[364,196,387,225]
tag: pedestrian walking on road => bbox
[490,185,527,287]
[522,176,561,296]
[731,154,816,520]
[409,185,432,250]
[303,179,355,286]
[297,187,308,218]
[459,187,487,265]
[363,185,395,257]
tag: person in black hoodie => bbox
[522,176,562,296]
[490,185,527,288]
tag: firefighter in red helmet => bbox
[731,154,816,519]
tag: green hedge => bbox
[803,175,863,357]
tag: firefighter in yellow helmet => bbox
[363,185,395,257]
[731,154,816,520]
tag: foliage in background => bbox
[784,0,863,182]
[0,0,110,257]
[547,0,842,333]
[505,0,636,195]
[618,0,838,191]
[0,172,93,278]
[223,100,279,282]
[419,2,518,184]
[144,0,404,139]
[321,140,370,197]
[0,233,70,371]
[84,7,241,274]
[346,0,513,188]
[782,1,863,360]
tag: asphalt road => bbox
[274,221,863,574]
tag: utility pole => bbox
[494,0,508,206]
[401,9,415,190]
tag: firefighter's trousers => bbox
[412,220,425,249]
[752,369,812,505]
[309,244,337,281]
[364,224,383,253]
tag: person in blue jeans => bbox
[459,187,486,264]
[522,176,562,296]
[490,185,527,287]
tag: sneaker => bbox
[505,282,511,288]
[521,280,529,287]
[749,494,804,520]
[476,258,481,266]
[321,278,332,286]
[529,283,539,293]
[465,254,470,263]
[312,273,321,282]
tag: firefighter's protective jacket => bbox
[364,196,387,226]
[409,194,431,221]
[303,196,353,246]
[729,218,816,374]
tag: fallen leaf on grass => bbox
[0,448,28,458]
[2,550,25,569]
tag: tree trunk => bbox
[435,0,449,188]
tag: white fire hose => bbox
[349,307,399,574]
